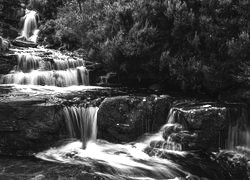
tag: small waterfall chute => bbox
[226,106,250,150]
[63,106,99,148]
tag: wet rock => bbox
[166,105,228,151]
[29,174,46,180]
[163,123,184,139]
[0,36,10,53]
[145,150,231,180]
[0,54,18,74]
[97,95,173,142]
[167,131,200,150]
[12,38,38,48]
[173,105,227,130]
[149,140,167,149]
[97,72,121,87]
[216,150,248,180]
[185,175,210,180]
[0,97,66,155]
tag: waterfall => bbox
[16,54,41,72]
[21,10,39,43]
[226,107,250,150]
[0,67,89,86]
[53,59,85,70]
[63,106,99,148]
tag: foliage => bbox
[28,0,64,19]
[38,0,250,92]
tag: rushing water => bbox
[0,67,89,86]
[35,108,229,180]
[63,106,99,148]
[36,110,190,179]
[226,106,250,150]
[21,9,39,43]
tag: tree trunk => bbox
[77,0,82,13]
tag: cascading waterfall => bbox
[0,49,89,87]
[21,9,39,43]
[53,59,85,70]
[226,107,250,150]
[16,53,41,72]
[0,7,91,87]
[0,67,89,86]
[63,106,99,148]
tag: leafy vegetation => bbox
[37,0,250,93]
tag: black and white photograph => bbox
[0,0,249,179]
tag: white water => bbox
[21,10,39,43]
[0,84,104,97]
[53,59,85,70]
[63,106,99,148]
[16,53,41,72]
[36,109,191,179]
[0,67,89,86]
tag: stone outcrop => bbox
[0,97,66,155]
[0,36,10,53]
[97,95,173,142]
[0,54,18,74]
[144,149,232,180]
[12,39,38,48]
[144,102,248,152]
[163,104,228,151]
[216,150,249,180]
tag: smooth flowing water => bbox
[226,106,250,150]
[36,111,191,180]
[35,108,232,180]
[63,106,99,148]
[21,9,39,43]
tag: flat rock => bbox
[0,95,66,155]
[12,39,38,48]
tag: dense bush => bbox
[28,0,64,19]
[38,0,250,92]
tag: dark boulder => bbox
[97,95,173,142]
[164,105,228,151]
[0,54,18,74]
[144,149,232,180]
[216,150,249,180]
[162,123,184,139]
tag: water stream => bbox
[35,111,198,180]
[21,9,39,43]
